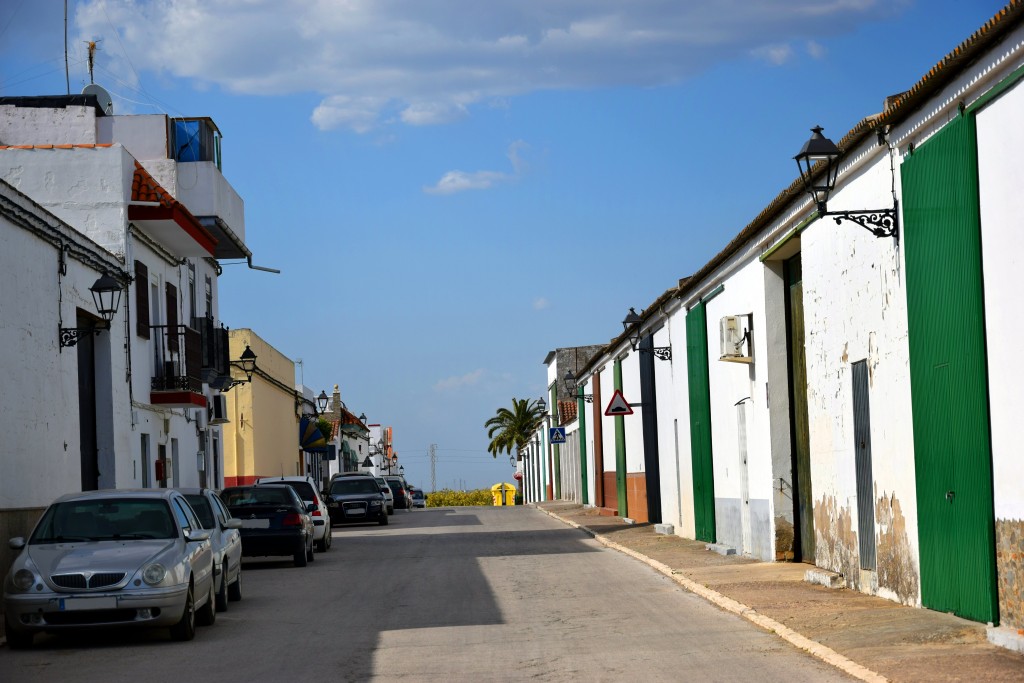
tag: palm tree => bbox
[485,398,546,459]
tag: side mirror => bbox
[306,503,317,513]
[8,537,26,550]
[187,529,212,543]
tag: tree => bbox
[485,398,546,459]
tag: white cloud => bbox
[423,140,528,195]
[533,297,549,310]
[751,44,794,66]
[73,0,900,133]
[806,40,827,60]
[434,369,485,391]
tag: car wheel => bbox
[215,563,228,612]
[317,528,330,553]
[306,533,315,562]
[228,567,243,602]
[197,578,217,627]
[294,539,308,567]
[169,583,196,641]
[379,511,389,526]
[4,614,33,649]
[388,505,394,515]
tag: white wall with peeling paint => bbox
[976,78,1024,523]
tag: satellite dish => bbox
[82,83,114,115]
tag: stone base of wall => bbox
[996,518,1024,630]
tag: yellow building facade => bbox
[222,329,301,486]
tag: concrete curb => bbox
[538,506,889,683]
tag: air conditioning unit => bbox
[719,315,752,363]
[208,394,229,425]
[194,407,208,431]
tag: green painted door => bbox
[902,113,998,624]
[786,255,814,562]
[686,304,715,542]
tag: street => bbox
[1,506,853,682]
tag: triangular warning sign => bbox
[604,389,633,416]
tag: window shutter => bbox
[135,260,149,339]
[166,283,178,352]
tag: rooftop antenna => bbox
[85,39,102,84]
[64,1,69,94]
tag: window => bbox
[188,263,196,322]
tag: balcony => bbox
[149,324,206,408]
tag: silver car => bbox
[179,488,243,612]
[3,489,216,648]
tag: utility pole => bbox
[429,444,437,492]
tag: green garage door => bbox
[901,113,998,624]
[686,303,715,543]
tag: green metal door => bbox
[686,304,715,542]
[786,255,814,562]
[902,113,998,624]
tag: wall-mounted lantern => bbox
[793,125,898,238]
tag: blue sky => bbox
[1,1,1009,490]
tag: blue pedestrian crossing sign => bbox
[549,427,566,444]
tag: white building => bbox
[552,4,1024,632]
[0,94,254,551]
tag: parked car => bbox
[325,475,388,526]
[255,476,332,552]
[179,488,243,611]
[220,485,315,567]
[384,475,413,510]
[410,487,426,508]
[3,489,216,648]
[327,472,394,515]
[377,477,394,514]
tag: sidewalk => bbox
[536,501,1024,683]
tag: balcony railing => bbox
[150,324,202,394]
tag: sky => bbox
[1,0,1011,491]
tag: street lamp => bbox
[621,307,672,358]
[317,390,329,414]
[793,125,898,238]
[222,345,258,391]
[562,370,594,403]
[59,273,125,349]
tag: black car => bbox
[326,476,388,526]
[384,476,413,510]
[220,485,315,567]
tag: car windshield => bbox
[184,495,215,528]
[412,491,424,499]
[223,487,294,507]
[278,481,316,502]
[31,499,177,542]
[331,479,379,495]
[387,480,405,491]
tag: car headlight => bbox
[142,563,167,586]
[369,500,381,507]
[10,568,36,591]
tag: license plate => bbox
[239,518,270,528]
[347,506,366,515]
[60,596,117,611]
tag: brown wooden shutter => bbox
[166,283,178,352]
[135,260,149,339]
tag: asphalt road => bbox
[0,506,854,682]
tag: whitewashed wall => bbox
[700,257,774,560]
[977,80,1024,522]
[652,322,682,528]
[0,183,128,508]
[665,310,696,537]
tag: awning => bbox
[299,416,326,450]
